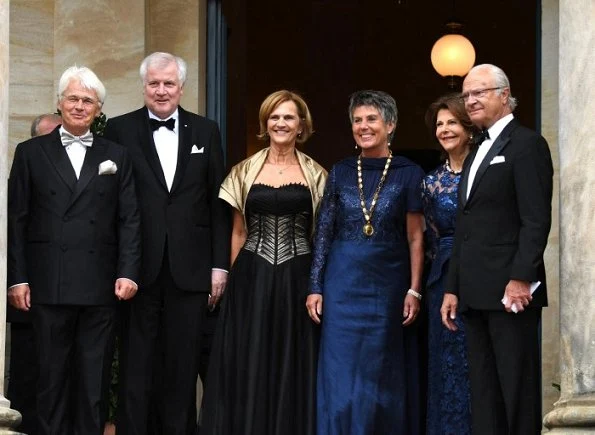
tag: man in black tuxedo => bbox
[441,64,553,435]
[6,113,62,435]
[104,52,230,435]
[7,66,141,435]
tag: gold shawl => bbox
[219,147,327,235]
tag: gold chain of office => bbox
[357,150,392,237]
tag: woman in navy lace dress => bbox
[307,90,425,435]
[201,90,327,435]
[422,94,477,435]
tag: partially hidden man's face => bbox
[143,61,184,120]
[36,117,62,136]
[462,68,510,130]
[58,80,101,136]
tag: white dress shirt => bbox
[466,113,514,199]
[60,126,90,179]
[149,109,179,191]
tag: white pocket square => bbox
[191,145,204,154]
[98,160,118,175]
[490,155,506,165]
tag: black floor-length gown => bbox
[201,183,318,435]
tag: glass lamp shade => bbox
[431,34,476,77]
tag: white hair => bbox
[139,52,187,86]
[58,66,106,106]
[469,64,518,111]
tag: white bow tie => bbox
[61,130,93,148]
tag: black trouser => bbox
[463,308,541,435]
[7,322,38,435]
[117,254,208,435]
[32,304,116,435]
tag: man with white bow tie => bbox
[104,52,230,435]
[7,66,141,434]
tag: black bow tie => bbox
[150,118,175,131]
[474,129,490,145]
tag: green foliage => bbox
[92,112,108,136]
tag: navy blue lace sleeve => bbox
[309,165,337,295]
[422,175,439,260]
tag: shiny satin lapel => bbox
[466,119,518,205]
[42,130,77,191]
[170,108,192,194]
[459,147,478,208]
[68,138,107,208]
[139,110,169,191]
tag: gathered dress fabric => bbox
[421,163,471,435]
[202,183,318,435]
[310,156,424,435]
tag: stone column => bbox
[147,0,204,115]
[0,1,24,432]
[541,0,561,418]
[53,0,146,116]
[543,0,595,432]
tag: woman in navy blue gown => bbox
[307,90,425,435]
[421,94,477,435]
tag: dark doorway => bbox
[221,0,539,172]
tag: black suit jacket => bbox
[446,118,553,311]
[7,128,141,305]
[104,107,230,291]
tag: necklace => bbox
[277,164,293,175]
[267,162,295,175]
[357,150,392,237]
[267,157,297,175]
[445,159,462,175]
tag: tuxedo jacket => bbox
[104,107,230,291]
[446,118,553,311]
[7,128,141,306]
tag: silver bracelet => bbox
[407,289,422,300]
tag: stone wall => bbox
[8,0,205,160]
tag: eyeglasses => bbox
[460,87,503,102]
[62,94,98,107]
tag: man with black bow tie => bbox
[441,64,553,435]
[7,66,141,434]
[104,52,230,435]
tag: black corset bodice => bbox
[243,183,313,265]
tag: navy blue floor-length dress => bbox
[422,163,471,435]
[310,156,424,435]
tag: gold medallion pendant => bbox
[357,150,392,238]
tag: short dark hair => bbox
[349,90,398,142]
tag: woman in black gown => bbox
[201,90,327,435]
